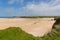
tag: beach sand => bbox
[0,18,55,37]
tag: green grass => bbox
[0,27,60,40]
[0,27,35,40]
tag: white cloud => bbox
[48,0,60,6]
[5,7,15,13]
[8,0,15,4]
[22,0,60,16]
[5,0,60,16]
[8,0,24,4]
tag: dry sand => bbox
[0,18,55,37]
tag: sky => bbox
[0,0,60,17]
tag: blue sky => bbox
[0,0,60,17]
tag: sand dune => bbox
[0,18,55,37]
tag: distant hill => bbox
[12,16,57,18]
[0,16,59,18]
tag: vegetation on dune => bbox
[41,28,60,40]
[20,16,57,18]
[0,27,60,40]
[12,16,58,18]
[0,27,35,40]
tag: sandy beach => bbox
[0,18,55,37]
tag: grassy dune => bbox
[0,27,35,40]
[0,27,60,40]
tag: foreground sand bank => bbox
[0,18,55,37]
